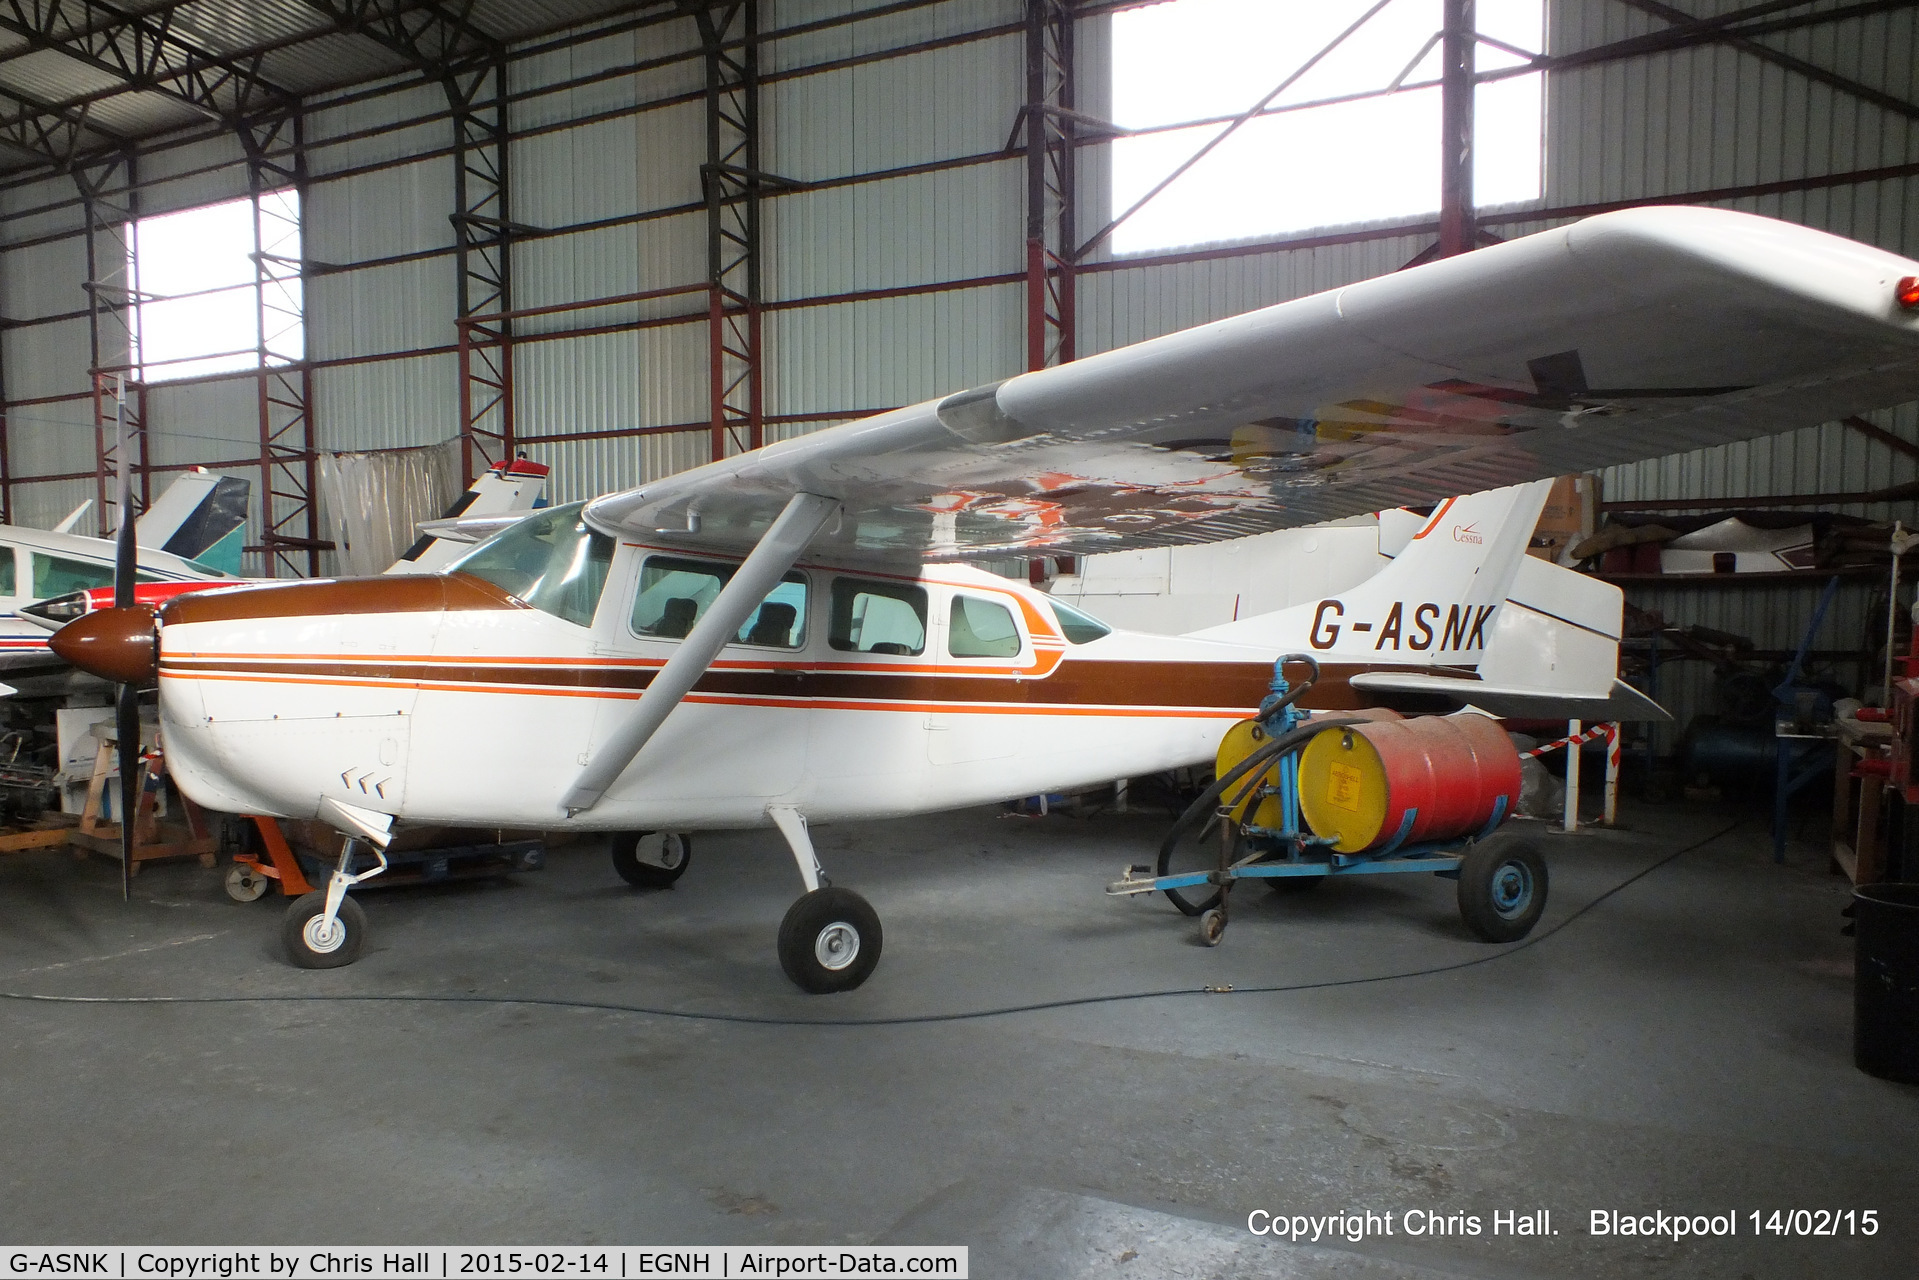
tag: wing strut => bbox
[563,491,840,814]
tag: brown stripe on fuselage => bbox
[156,651,1460,712]
[161,572,527,625]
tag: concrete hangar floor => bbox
[0,800,1910,1279]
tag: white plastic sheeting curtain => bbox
[317,439,462,578]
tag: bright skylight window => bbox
[1110,0,1544,255]
[128,190,303,383]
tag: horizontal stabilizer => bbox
[1348,671,1671,722]
[388,456,548,574]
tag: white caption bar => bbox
[2,1250,967,1280]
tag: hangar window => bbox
[126,190,303,383]
[1109,0,1544,253]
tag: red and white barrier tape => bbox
[1520,723,1611,759]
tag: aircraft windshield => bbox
[449,502,614,627]
[1048,597,1112,644]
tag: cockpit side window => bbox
[948,594,1021,658]
[448,502,615,627]
[631,555,808,648]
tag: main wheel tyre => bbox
[282,891,367,968]
[777,887,882,994]
[224,863,270,903]
[611,831,691,889]
[1457,839,1548,942]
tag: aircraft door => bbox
[587,547,809,802]
[926,587,1027,766]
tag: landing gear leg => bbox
[283,837,388,969]
[768,805,881,993]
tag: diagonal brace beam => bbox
[563,492,839,813]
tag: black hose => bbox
[1154,715,1362,915]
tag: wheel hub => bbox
[814,922,860,971]
[1492,863,1533,917]
[303,913,346,954]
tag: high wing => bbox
[585,207,1919,562]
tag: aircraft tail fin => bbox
[1189,479,1551,665]
[135,471,251,574]
[386,455,549,574]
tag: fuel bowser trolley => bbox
[1107,655,1549,946]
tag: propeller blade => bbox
[112,375,136,899]
[117,682,138,901]
[113,379,134,611]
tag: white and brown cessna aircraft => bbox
[51,207,1919,990]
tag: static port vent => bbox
[1899,276,1919,310]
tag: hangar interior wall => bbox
[0,0,1913,743]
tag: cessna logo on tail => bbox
[1309,599,1498,652]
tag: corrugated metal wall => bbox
[0,0,1910,741]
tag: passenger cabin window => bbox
[631,555,807,648]
[948,594,1021,658]
[1049,597,1112,644]
[0,550,15,596]
[448,502,614,627]
[29,554,166,597]
[830,577,926,655]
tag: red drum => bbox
[1299,714,1521,854]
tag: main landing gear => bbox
[768,806,881,993]
[611,811,882,993]
[610,830,691,888]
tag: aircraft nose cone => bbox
[49,603,159,684]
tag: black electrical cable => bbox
[0,819,1743,1029]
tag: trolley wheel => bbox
[1457,838,1548,942]
[777,887,881,994]
[610,831,691,889]
[282,891,366,968]
[1199,907,1227,947]
[224,863,270,903]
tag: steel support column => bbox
[451,57,516,484]
[244,107,321,577]
[77,152,144,535]
[1438,0,1476,258]
[1024,0,1076,371]
[697,0,764,461]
